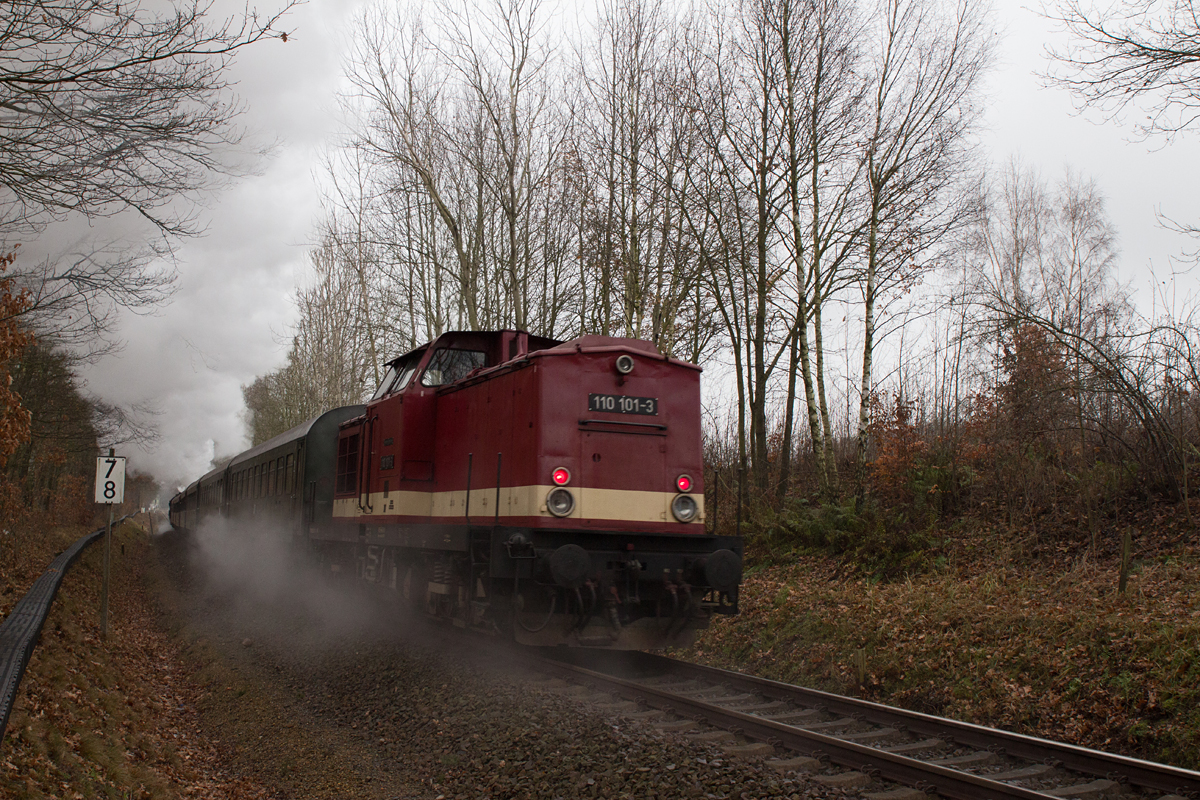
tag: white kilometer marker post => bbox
[94,448,125,641]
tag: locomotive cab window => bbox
[394,360,420,391]
[420,348,486,387]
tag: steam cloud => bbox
[186,517,399,653]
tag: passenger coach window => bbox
[421,349,486,386]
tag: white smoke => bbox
[187,516,399,651]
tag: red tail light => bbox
[552,467,571,486]
[676,474,692,493]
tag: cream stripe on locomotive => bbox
[332,484,705,524]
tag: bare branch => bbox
[1043,0,1200,139]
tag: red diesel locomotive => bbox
[170,330,742,648]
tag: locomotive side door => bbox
[364,352,428,515]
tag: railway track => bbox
[530,649,1200,800]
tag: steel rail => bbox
[535,651,1200,800]
[617,652,1200,798]
[534,655,1059,800]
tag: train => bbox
[169,329,742,648]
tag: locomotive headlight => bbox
[546,487,575,517]
[552,467,571,486]
[615,354,635,374]
[671,493,698,523]
[675,474,692,493]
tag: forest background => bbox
[231,0,1200,576]
[0,0,1193,574]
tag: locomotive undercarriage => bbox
[322,524,742,649]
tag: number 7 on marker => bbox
[105,459,116,478]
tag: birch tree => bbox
[854,0,991,501]
[682,0,794,489]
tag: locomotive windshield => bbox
[369,353,423,400]
[369,366,398,401]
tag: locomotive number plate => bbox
[588,393,658,415]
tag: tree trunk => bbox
[856,197,879,508]
[776,322,800,505]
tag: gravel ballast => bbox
[151,527,848,800]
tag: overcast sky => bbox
[70,0,1200,494]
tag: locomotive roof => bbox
[383,329,562,367]
[532,335,701,371]
[543,335,661,355]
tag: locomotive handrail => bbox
[0,514,136,747]
[577,418,668,431]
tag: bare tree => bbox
[0,0,295,351]
[0,0,294,234]
[789,0,866,499]
[966,164,1126,345]
[854,0,991,503]
[1045,0,1200,139]
[681,0,794,491]
[345,4,489,332]
[437,0,562,331]
[0,238,174,359]
[579,0,702,352]
[343,0,579,339]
